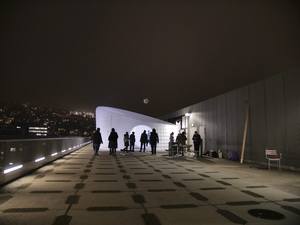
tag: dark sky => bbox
[1,0,300,117]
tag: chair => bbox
[265,150,282,170]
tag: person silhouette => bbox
[150,128,159,155]
[140,130,147,152]
[108,128,118,156]
[91,128,103,156]
[123,132,129,153]
[130,132,135,151]
[192,131,201,158]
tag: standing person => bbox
[130,132,135,151]
[175,132,182,155]
[140,130,148,152]
[123,132,129,153]
[169,132,174,156]
[108,128,118,156]
[178,131,187,156]
[91,128,103,156]
[192,131,201,158]
[178,131,187,145]
[150,128,159,155]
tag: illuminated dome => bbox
[95,106,177,151]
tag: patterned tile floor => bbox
[0,144,299,225]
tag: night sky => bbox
[1,0,300,117]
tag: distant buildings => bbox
[28,127,48,136]
[0,103,95,138]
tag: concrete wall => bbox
[0,137,91,185]
[160,67,300,170]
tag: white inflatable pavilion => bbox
[95,106,178,151]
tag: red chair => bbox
[265,150,282,170]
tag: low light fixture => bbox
[4,165,23,174]
[51,152,58,156]
[185,113,191,117]
[35,157,45,162]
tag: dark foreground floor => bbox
[0,144,299,225]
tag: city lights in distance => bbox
[29,127,48,136]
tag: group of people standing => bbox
[91,128,159,156]
[123,129,159,155]
[169,131,202,158]
[92,127,202,157]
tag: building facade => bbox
[160,67,300,170]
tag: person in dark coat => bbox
[140,130,148,152]
[108,128,118,156]
[123,132,129,153]
[192,131,201,158]
[130,132,135,151]
[91,128,103,156]
[177,131,187,156]
[149,128,159,155]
